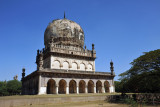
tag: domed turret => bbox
[44,18,84,48]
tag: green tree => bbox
[114,81,123,92]
[119,49,160,93]
[6,80,22,95]
[0,81,9,96]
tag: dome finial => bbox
[64,11,66,19]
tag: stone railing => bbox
[49,44,95,58]
[51,44,83,51]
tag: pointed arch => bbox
[59,79,67,94]
[53,60,60,69]
[80,63,85,70]
[96,80,102,93]
[69,80,77,93]
[79,80,86,93]
[47,79,56,94]
[88,80,94,93]
[62,61,69,69]
[71,62,78,70]
[104,81,110,93]
[88,63,93,71]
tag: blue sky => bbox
[0,0,160,81]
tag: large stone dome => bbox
[44,18,84,48]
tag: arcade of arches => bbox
[46,79,111,94]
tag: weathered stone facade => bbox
[21,17,115,95]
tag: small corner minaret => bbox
[22,68,25,79]
[21,68,25,95]
[91,43,96,58]
[85,45,87,52]
[36,49,44,70]
[92,44,95,50]
[110,60,114,75]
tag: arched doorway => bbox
[47,79,56,94]
[104,81,110,93]
[59,79,66,94]
[79,80,85,93]
[88,80,94,93]
[69,80,77,93]
[96,80,102,93]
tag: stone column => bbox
[77,86,79,94]
[102,86,105,93]
[85,85,88,93]
[94,86,96,93]
[66,86,69,94]
[56,86,59,94]
[109,86,114,93]
[38,74,41,95]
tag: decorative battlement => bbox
[37,43,96,59]
[48,44,96,58]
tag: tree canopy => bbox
[7,80,22,95]
[0,81,8,96]
[117,49,160,93]
[0,80,21,96]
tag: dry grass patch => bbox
[0,93,120,100]
[15,100,129,107]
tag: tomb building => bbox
[21,15,115,95]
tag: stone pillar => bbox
[109,86,115,93]
[56,86,58,94]
[94,86,96,93]
[38,74,41,95]
[77,86,79,94]
[102,86,105,93]
[66,86,69,94]
[85,85,88,93]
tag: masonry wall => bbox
[46,55,96,71]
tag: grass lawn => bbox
[0,93,121,100]
[0,93,156,107]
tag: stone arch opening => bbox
[71,62,78,70]
[96,80,102,93]
[53,60,60,69]
[69,80,77,94]
[104,81,110,93]
[47,79,56,94]
[58,79,66,94]
[88,64,93,71]
[63,61,69,69]
[79,80,85,93]
[88,80,94,93]
[80,63,85,70]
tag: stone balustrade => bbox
[49,44,95,58]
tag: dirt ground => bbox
[1,94,158,107]
[16,101,158,107]
[16,101,129,107]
